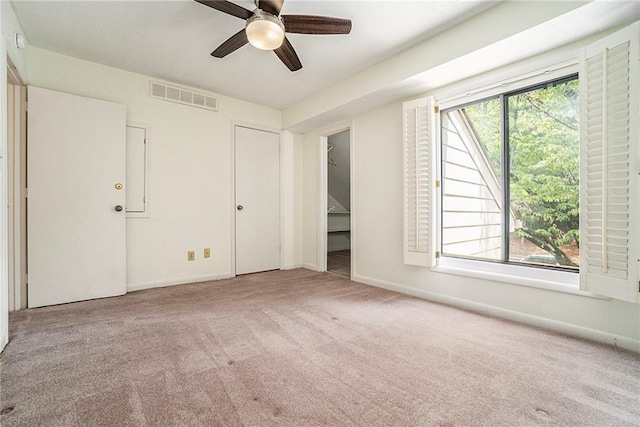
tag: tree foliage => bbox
[464,79,580,266]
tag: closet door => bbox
[235,125,280,275]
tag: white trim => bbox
[279,131,286,271]
[437,59,579,110]
[127,272,233,292]
[317,122,353,274]
[7,59,24,86]
[352,274,639,354]
[6,80,25,311]
[1,43,10,351]
[125,121,151,218]
[432,257,605,300]
[230,122,237,277]
[318,135,328,271]
[433,62,584,296]
[282,263,303,270]
[349,124,356,278]
[7,81,15,311]
[302,262,319,271]
[6,64,27,313]
[230,121,283,276]
[19,86,26,309]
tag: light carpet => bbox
[1,269,639,426]
[327,250,351,278]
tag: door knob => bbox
[237,205,243,211]
[115,205,123,212]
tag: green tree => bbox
[464,79,580,266]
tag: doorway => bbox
[326,129,351,278]
[6,61,27,312]
[3,57,27,351]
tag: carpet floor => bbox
[1,269,639,426]
[327,250,350,278]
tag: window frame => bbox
[439,73,580,270]
[433,63,597,295]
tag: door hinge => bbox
[434,105,440,114]
[23,101,28,112]
[144,138,147,144]
[24,187,28,198]
[435,180,440,188]
[435,251,441,259]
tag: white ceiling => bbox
[11,0,498,109]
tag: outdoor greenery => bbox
[464,79,580,266]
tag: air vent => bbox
[149,81,218,112]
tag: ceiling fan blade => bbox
[211,29,249,58]
[258,0,284,16]
[195,0,253,20]
[274,37,302,71]
[282,15,352,35]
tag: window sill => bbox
[431,258,609,300]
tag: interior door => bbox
[27,86,127,308]
[235,126,280,275]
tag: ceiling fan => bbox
[195,0,352,72]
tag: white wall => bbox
[283,1,591,131]
[302,99,640,352]
[27,47,286,291]
[0,2,8,351]
[2,1,28,80]
[282,131,304,269]
[299,29,640,351]
[302,130,319,270]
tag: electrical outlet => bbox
[187,251,195,261]
[204,248,211,258]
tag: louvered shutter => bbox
[579,22,639,302]
[403,97,436,267]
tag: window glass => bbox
[441,98,502,261]
[440,76,579,271]
[507,79,579,269]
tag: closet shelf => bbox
[328,227,350,233]
[328,209,350,233]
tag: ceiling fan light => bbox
[246,14,285,51]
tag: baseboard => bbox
[302,262,320,272]
[127,272,234,292]
[353,274,640,354]
[282,263,303,270]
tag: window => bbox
[440,76,580,271]
[402,22,638,301]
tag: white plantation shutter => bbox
[403,97,436,267]
[579,22,639,302]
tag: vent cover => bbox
[149,81,218,112]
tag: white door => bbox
[27,86,127,308]
[235,126,280,275]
